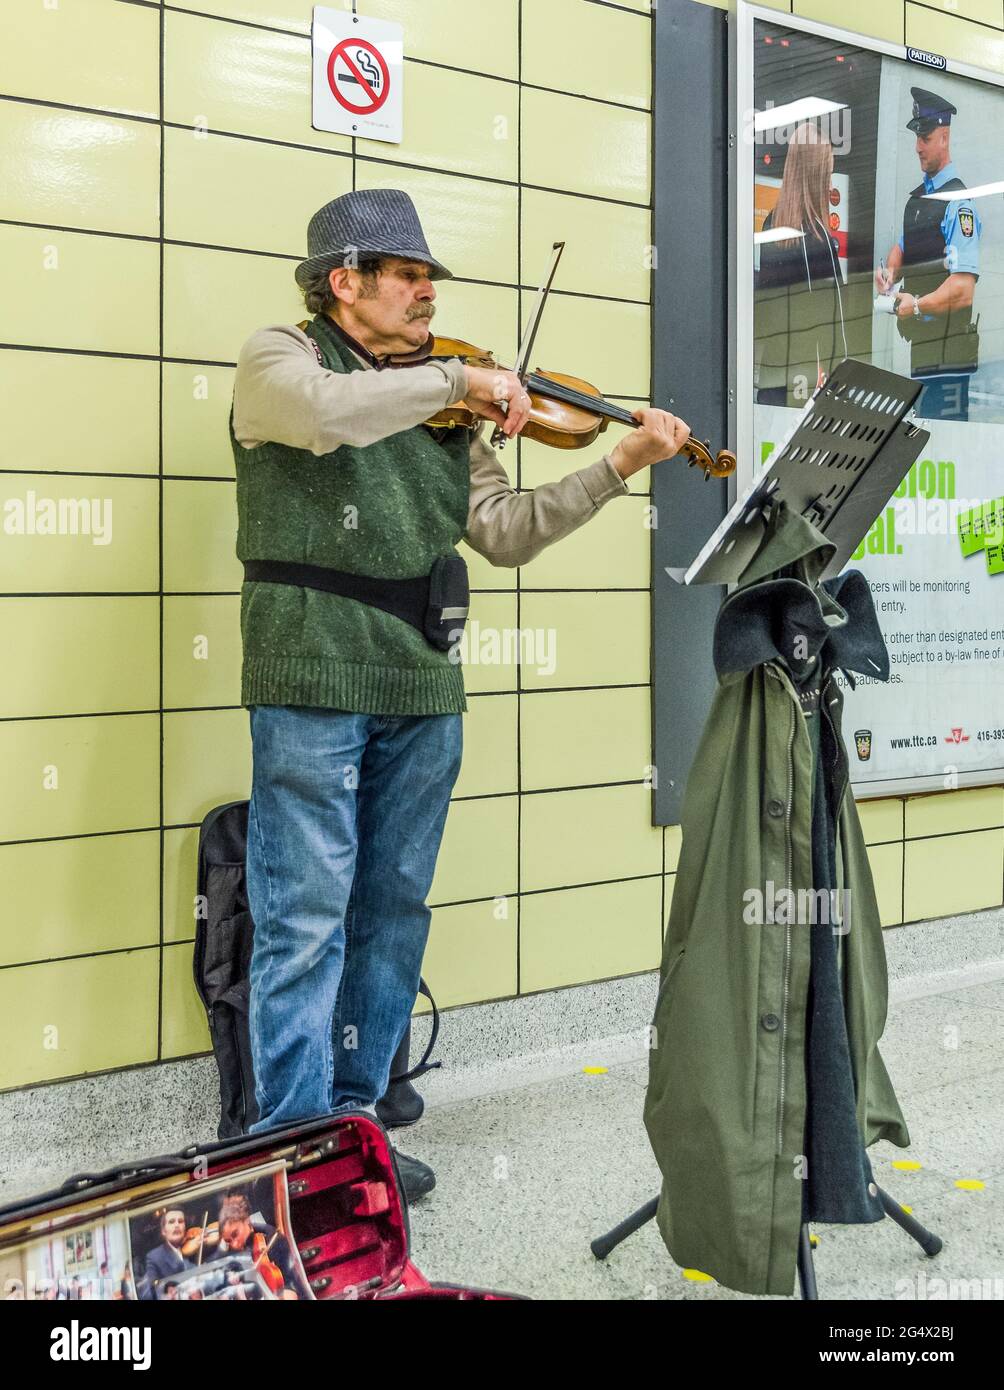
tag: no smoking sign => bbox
[312,8,403,142]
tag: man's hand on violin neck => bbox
[463,365,533,438]
[609,408,691,479]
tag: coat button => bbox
[868,1182,878,1197]
[761,1012,781,1032]
[767,799,785,818]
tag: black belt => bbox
[243,556,469,653]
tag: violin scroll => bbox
[681,437,738,480]
[418,331,737,480]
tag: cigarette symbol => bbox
[338,48,381,89]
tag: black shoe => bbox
[393,1149,436,1203]
[375,1079,425,1130]
[376,1023,426,1130]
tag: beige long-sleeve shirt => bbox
[232,323,630,568]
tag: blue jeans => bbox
[245,705,463,1135]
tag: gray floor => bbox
[403,978,1004,1300]
[1,974,1001,1300]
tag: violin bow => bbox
[491,241,565,450]
[252,1230,280,1267]
[489,241,735,479]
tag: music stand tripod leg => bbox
[797,1224,819,1300]
[592,1203,821,1301]
[877,1187,943,1257]
[590,1196,659,1260]
[794,1190,942,1301]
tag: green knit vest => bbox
[232,312,472,716]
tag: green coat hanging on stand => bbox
[643,499,911,1296]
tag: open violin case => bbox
[0,1111,524,1301]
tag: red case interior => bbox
[212,1114,518,1301]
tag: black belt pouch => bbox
[425,555,470,652]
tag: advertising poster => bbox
[750,13,1004,794]
[1,1161,312,1301]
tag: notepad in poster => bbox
[956,495,1004,559]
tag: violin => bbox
[251,1231,285,1296]
[181,1217,219,1260]
[421,241,736,481]
[423,336,736,480]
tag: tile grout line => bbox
[649,4,662,952]
[0,96,657,214]
[157,0,167,1064]
[516,0,524,997]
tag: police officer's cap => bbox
[907,86,957,135]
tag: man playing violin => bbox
[231,189,689,1197]
[138,1207,191,1300]
[217,1194,306,1300]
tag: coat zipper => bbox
[766,667,796,1156]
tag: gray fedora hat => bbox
[294,188,453,288]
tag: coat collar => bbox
[312,312,435,370]
[712,499,890,689]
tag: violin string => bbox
[521,374,727,472]
[523,373,638,426]
[524,374,633,420]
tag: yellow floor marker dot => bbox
[582,1066,608,1075]
[809,1234,820,1248]
[901,1206,913,1215]
[892,1160,922,1171]
[682,1268,714,1283]
[954,1179,985,1191]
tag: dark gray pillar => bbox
[651,0,733,824]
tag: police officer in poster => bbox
[876,86,982,421]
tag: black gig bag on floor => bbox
[194,800,440,1140]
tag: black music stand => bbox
[597,360,942,1298]
[669,358,931,589]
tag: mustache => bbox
[407,304,435,321]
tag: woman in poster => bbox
[754,120,847,408]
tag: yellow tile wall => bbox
[0,0,1000,1093]
[794,0,905,44]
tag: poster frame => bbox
[731,0,1004,799]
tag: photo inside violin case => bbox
[0,1112,525,1302]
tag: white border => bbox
[732,1,1004,799]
